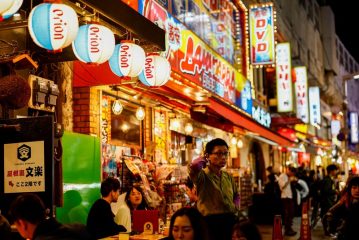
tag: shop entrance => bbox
[249,141,265,191]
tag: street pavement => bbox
[257,216,333,240]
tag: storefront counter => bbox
[101,233,167,240]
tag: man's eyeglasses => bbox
[210,152,229,158]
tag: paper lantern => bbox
[139,55,171,87]
[28,3,79,51]
[0,0,14,18]
[72,24,115,64]
[109,42,146,77]
[1,0,22,20]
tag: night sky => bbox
[328,0,359,63]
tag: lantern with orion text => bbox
[28,3,78,51]
[1,0,22,20]
[109,42,146,77]
[72,24,115,64]
[139,55,171,87]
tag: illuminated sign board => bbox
[350,112,359,144]
[309,87,321,125]
[276,42,293,112]
[294,66,309,123]
[237,80,252,115]
[252,105,271,128]
[142,0,246,103]
[249,4,275,65]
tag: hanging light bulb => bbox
[237,139,243,148]
[185,122,193,135]
[112,99,123,115]
[171,118,180,130]
[231,137,237,145]
[136,107,145,120]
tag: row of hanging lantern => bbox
[3,1,171,87]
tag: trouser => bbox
[281,198,295,231]
[204,213,237,240]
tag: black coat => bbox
[33,218,93,240]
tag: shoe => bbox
[284,229,297,236]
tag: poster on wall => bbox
[4,141,45,193]
[276,42,293,112]
[294,66,309,123]
[236,80,252,115]
[249,3,275,65]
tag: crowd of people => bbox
[1,137,358,240]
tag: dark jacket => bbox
[324,200,359,240]
[87,199,126,239]
[320,176,337,214]
[33,218,93,240]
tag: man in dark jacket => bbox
[9,193,93,240]
[87,177,127,239]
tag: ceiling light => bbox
[112,100,123,115]
[136,107,145,120]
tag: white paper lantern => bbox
[1,0,22,20]
[109,42,146,77]
[139,55,171,87]
[0,0,14,18]
[72,24,115,64]
[28,3,79,51]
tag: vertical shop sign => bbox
[294,66,309,123]
[350,112,359,143]
[101,95,112,143]
[154,110,167,163]
[4,141,45,193]
[276,42,293,112]
[237,80,252,115]
[249,3,275,65]
[252,105,271,128]
[309,87,321,125]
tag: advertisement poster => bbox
[4,141,45,193]
[237,80,252,115]
[249,4,275,65]
[276,42,293,112]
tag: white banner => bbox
[276,43,293,112]
[309,87,321,125]
[350,112,359,143]
[294,66,309,123]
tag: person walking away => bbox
[323,175,359,240]
[320,164,339,235]
[277,166,297,236]
[87,177,126,239]
[9,193,93,240]
[188,138,240,240]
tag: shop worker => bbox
[87,177,127,239]
[188,138,240,240]
[9,193,93,240]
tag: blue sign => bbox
[236,80,252,115]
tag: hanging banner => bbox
[236,80,252,115]
[349,112,359,144]
[309,86,321,125]
[294,66,309,123]
[249,3,275,65]
[276,42,293,112]
[4,141,45,193]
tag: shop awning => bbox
[207,98,293,147]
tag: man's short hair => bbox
[101,177,121,197]
[326,164,338,173]
[204,138,229,155]
[9,193,46,224]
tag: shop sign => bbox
[249,4,275,65]
[252,105,271,128]
[276,42,293,112]
[4,141,45,193]
[237,80,252,115]
[294,66,309,123]
[331,120,341,136]
[101,95,112,143]
[309,87,321,125]
[349,112,359,144]
[139,0,246,103]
